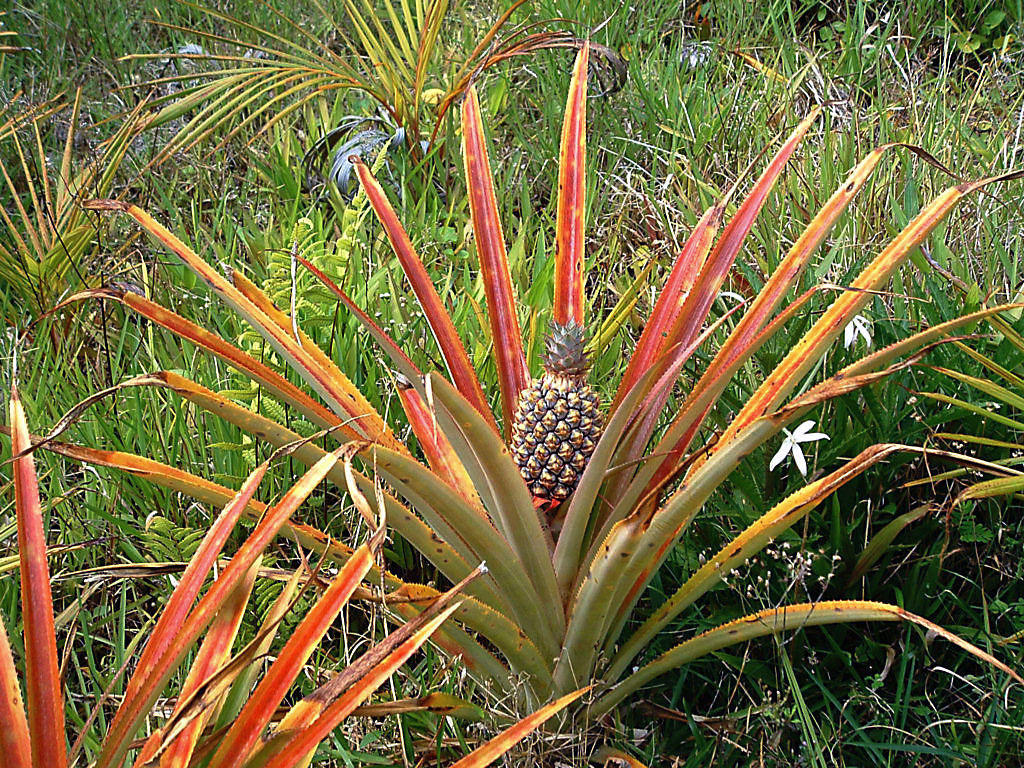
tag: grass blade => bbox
[847,503,931,586]
[955,475,1024,504]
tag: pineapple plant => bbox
[511,321,603,501]
[32,43,1024,757]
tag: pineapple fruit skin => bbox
[511,372,602,500]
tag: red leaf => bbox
[553,43,589,327]
[462,85,529,429]
[0,573,32,768]
[612,204,722,413]
[9,386,67,768]
[355,161,499,434]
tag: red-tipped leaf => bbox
[462,85,529,428]
[396,379,482,507]
[667,109,820,355]
[141,561,259,768]
[9,386,67,768]
[354,161,498,433]
[0,611,31,768]
[720,171,1024,448]
[612,203,722,412]
[553,43,589,327]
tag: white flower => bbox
[769,420,830,477]
[844,314,872,349]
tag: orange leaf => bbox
[230,270,404,452]
[95,462,269,768]
[446,687,589,767]
[0,611,31,768]
[260,604,462,768]
[160,560,259,768]
[722,171,1024,446]
[9,386,67,768]
[54,288,344,434]
[553,43,589,327]
[354,161,499,433]
[462,85,529,429]
[82,201,394,446]
[297,256,420,379]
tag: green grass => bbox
[2,0,1024,765]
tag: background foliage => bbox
[2,0,1024,765]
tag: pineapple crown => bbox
[541,320,591,378]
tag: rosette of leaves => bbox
[0,92,138,325]
[41,46,1023,730]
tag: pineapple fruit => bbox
[511,321,603,500]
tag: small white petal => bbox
[792,420,817,438]
[844,315,872,349]
[769,439,792,471]
[792,444,808,476]
[798,432,830,443]
[859,324,873,347]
